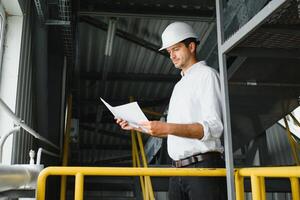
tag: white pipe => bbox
[0,164,43,192]
[0,98,59,150]
[36,148,60,165]
[0,126,21,163]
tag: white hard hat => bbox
[159,22,198,51]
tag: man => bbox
[116,22,227,200]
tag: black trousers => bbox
[168,156,227,200]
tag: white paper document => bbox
[100,98,149,131]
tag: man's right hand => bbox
[115,118,134,131]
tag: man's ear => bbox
[188,42,196,53]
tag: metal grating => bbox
[239,29,300,49]
[266,0,300,24]
[239,0,300,49]
[58,0,74,59]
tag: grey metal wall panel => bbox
[12,0,34,164]
[266,123,296,166]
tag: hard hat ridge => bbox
[159,22,198,51]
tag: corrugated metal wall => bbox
[12,0,35,164]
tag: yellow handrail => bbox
[37,167,227,200]
[239,166,300,200]
[36,166,300,200]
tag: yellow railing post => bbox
[290,177,300,200]
[36,170,48,200]
[74,173,84,200]
[250,175,261,200]
[235,170,244,200]
[129,96,155,200]
[283,117,300,165]
[260,177,266,200]
[60,95,72,200]
[136,131,155,200]
[132,131,146,199]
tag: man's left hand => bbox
[139,121,169,137]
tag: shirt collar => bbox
[180,61,207,77]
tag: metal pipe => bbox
[234,172,244,200]
[0,164,42,192]
[229,81,300,87]
[0,126,20,163]
[238,166,300,177]
[36,148,60,165]
[60,95,72,200]
[136,131,155,199]
[260,177,266,200]
[290,177,300,200]
[74,173,84,200]
[0,98,59,150]
[250,175,261,200]
[132,132,146,199]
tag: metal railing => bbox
[36,167,226,200]
[131,130,155,199]
[36,166,300,200]
[0,98,59,151]
[236,166,300,200]
[36,148,60,165]
[0,126,21,163]
[130,96,155,200]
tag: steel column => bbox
[216,0,236,199]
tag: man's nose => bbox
[170,51,175,59]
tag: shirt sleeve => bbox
[196,69,223,141]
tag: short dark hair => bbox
[182,38,200,48]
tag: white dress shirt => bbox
[167,61,224,161]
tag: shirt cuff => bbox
[198,120,210,141]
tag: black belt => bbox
[172,152,221,168]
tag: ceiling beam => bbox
[80,16,168,57]
[80,72,180,82]
[79,2,214,21]
[260,24,300,35]
[228,47,300,58]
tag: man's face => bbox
[166,42,193,70]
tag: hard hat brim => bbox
[159,37,199,51]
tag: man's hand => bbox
[139,121,169,137]
[115,118,134,131]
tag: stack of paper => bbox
[100,98,149,132]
